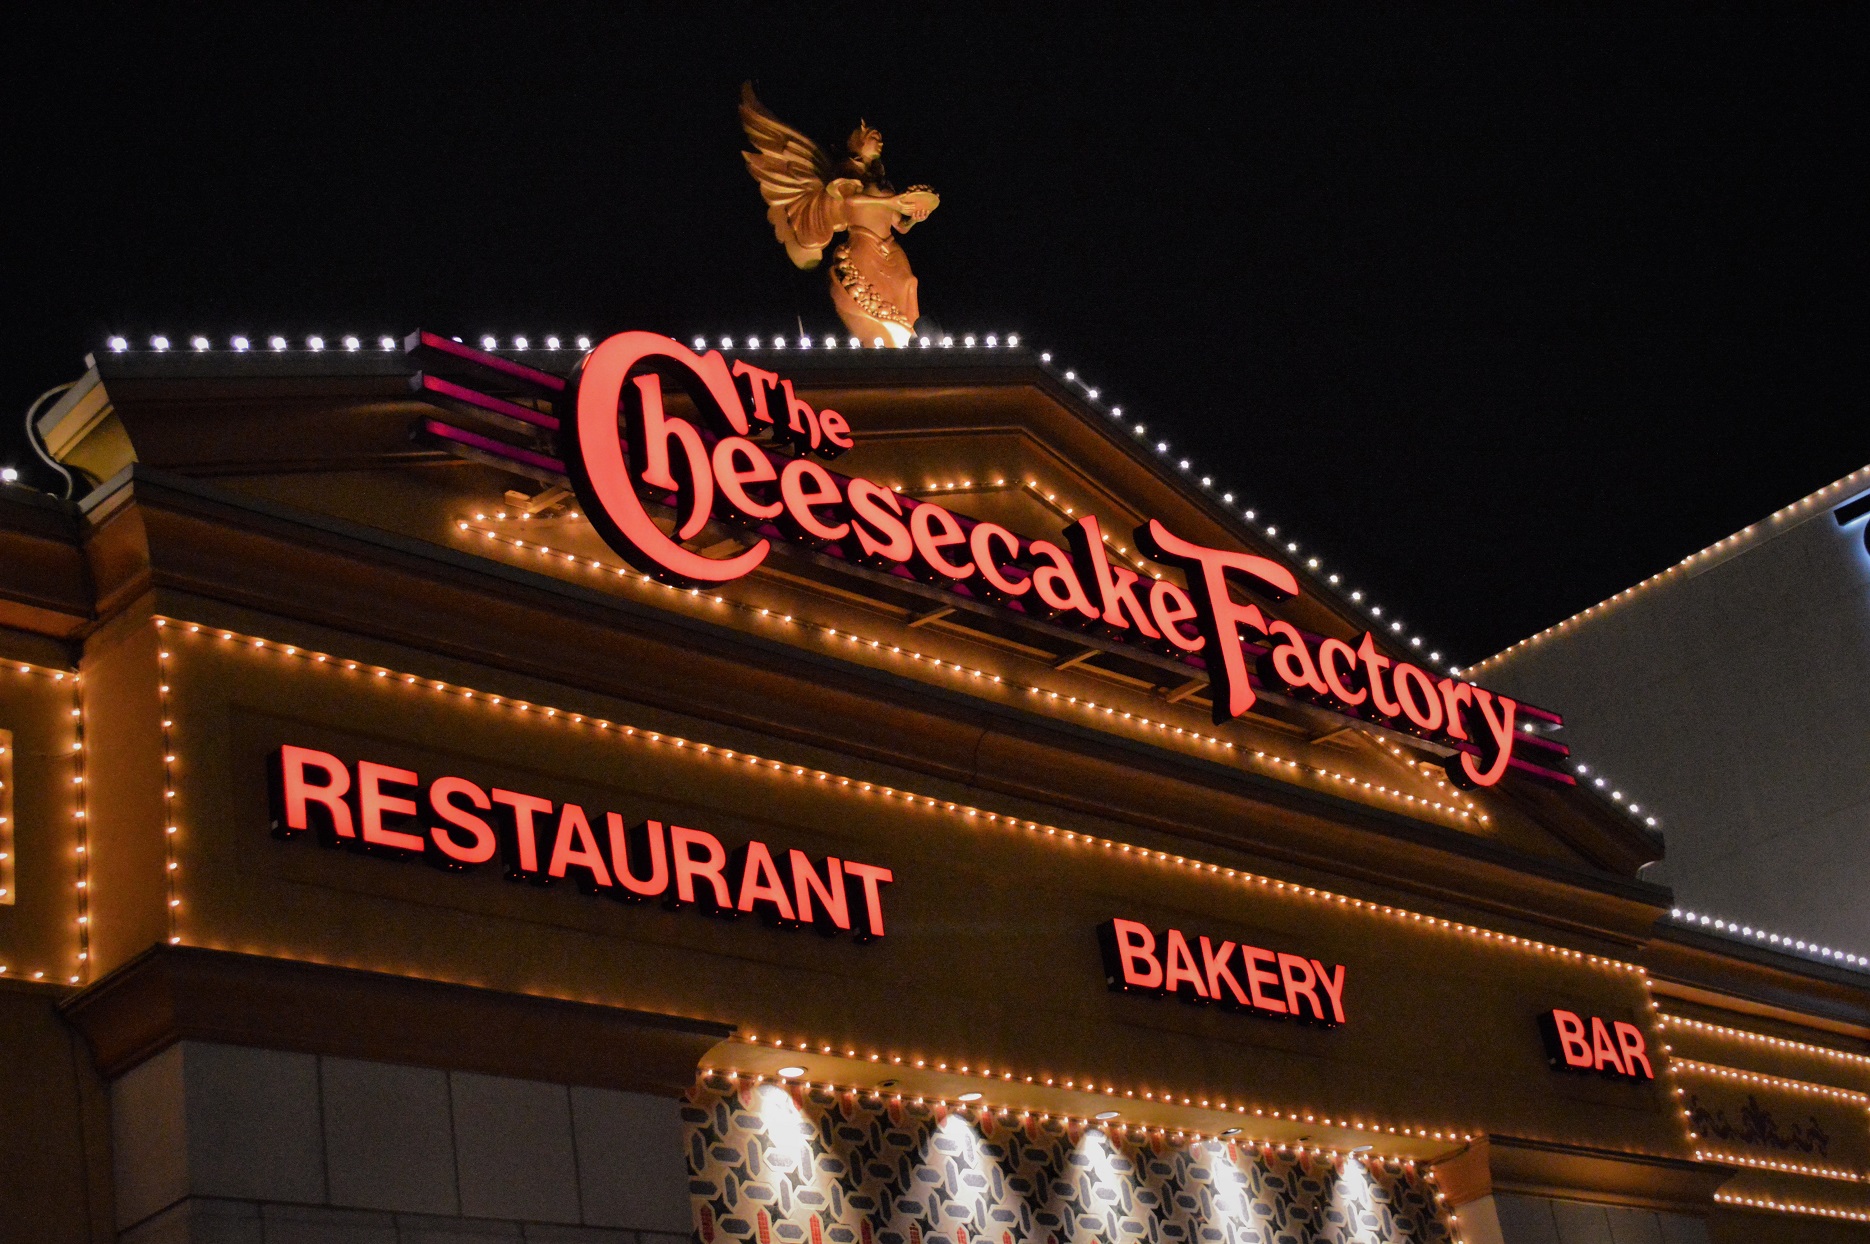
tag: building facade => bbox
[1474,467,1870,972]
[1,331,1865,1244]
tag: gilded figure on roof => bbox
[740,84,940,348]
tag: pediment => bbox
[39,331,1666,888]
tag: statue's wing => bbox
[740,83,840,269]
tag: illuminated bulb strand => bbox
[692,332,1020,354]
[1471,463,1870,676]
[1569,760,1659,830]
[706,1068,1440,1172]
[105,333,596,355]
[0,731,7,905]
[728,1034,1473,1146]
[1363,737,1482,820]
[71,672,88,982]
[1020,481,1166,580]
[1627,983,1703,1157]
[1016,482,1486,820]
[1693,1149,1862,1183]
[0,660,87,985]
[157,645,183,943]
[1714,1190,1870,1223]
[155,616,1646,975]
[1670,1058,1868,1103]
[455,519,1478,825]
[1668,907,1866,973]
[1658,1013,1870,1069]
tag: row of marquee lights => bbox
[1693,1149,1863,1184]
[1658,1013,1870,1070]
[103,333,1855,976]
[108,333,596,355]
[1670,907,1866,971]
[0,659,88,984]
[1670,1057,1869,1105]
[0,728,8,901]
[103,333,1673,832]
[704,1062,1460,1162]
[106,329,1021,356]
[1714,1191,1870,1224]
[453,516,1486,825]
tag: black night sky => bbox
[7,7,1865,663]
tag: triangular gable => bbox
[43,328,1661,876]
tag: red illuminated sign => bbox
[1537,1008,1654,1081]
[563,332,1545,789]
[268,745,892,940]
[1098,917,1347,1025]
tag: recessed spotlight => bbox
[777,1064,806,1077]
[958,1092,983,1102]
[1350,1144,1374,1154]
[1220,1127,1240,1136]
[1095,1110,1120,1120]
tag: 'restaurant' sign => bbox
[269,745,893,940]
[563,332,1537,789]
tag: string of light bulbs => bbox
[1713,1190,1870,1224]
[724,1033,1474,1148]
[1692,1150,1862,1183]
[701,1065,1457,1166]
[105,333,597,355]
[0,659,87,985]
[1667,907,1866,973]
[157,650,183,945]
[1669,1057,1868,1104]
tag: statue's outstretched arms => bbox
[887,187,939,233]
[741,84,843,268]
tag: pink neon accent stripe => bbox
[420,418,565,475]
[411,330,567,392]
[417,374,561,431]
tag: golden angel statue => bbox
[740,83,940,348]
